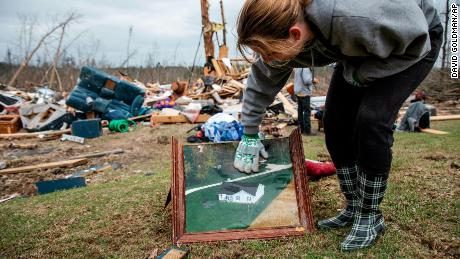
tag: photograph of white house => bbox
[218,182,265,204]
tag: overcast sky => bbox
[0,0,244,67]
[0,0,452,67]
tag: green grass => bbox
[1,121,459,258]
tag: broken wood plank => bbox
[430,115,460,121]
[70,148,124,160]
[420,128,449,135]
[276,93,298,120]
[129,114,153,121]
[0,129,71,140]
[0,159,88,175]
[211,59,224,77]
[151,114,211,126]
[276,123,288,129]
[226,79,246,90]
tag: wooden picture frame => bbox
[171,128,314,244]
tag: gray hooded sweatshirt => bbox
[242,0,441,134]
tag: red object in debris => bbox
[305,159,336,177]
[196,131,203,138]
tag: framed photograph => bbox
[171,128,314,244]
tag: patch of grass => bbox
[1,121,459,258]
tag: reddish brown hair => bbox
[237,0,311,62]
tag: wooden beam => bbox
[0,159,88,175]
[129,114,153,121]
[0,129,71,140]
[151,114,211,126]
[430,115,460,121]
[420,128,449,135]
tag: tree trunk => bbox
[49,25,66,91]
[201,0,214,58]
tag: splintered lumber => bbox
[211,59,224,77]
[0,158,88,175]
[151,114,211,126]
[430,115,460,121]
[276,93,298,120]
[226,79,246,90]
[0,129,71,140]
[420,128,449,135]
[70,148,124,160]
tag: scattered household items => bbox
[60,134,85,144]
[108,119,136,133]
[201,113,243,143]
[19,103,73,132]
[170,129,314,244]
[0,115,22,134]
[71,119,103,138]
[304,159,336,178]
[0,92,24,112]
[36,177,86,195]
[35,87,61,104]
[66,66,146,120]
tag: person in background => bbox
[294,67,315,135]
[397,90,430,131]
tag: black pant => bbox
[323,24,443,176]
[297,96,311,134]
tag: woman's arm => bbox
[242,58,293,134]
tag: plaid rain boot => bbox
[340,171,388,251]
[317,164,358,229]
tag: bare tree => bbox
[8,11,80,86]
[15,14,38,62]
[49,24,67,91]
[146,42,160,82]
[126,25,133,74]
[173,41,181,66]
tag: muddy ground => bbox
[1,99,458,199]
[0,123,193,198]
